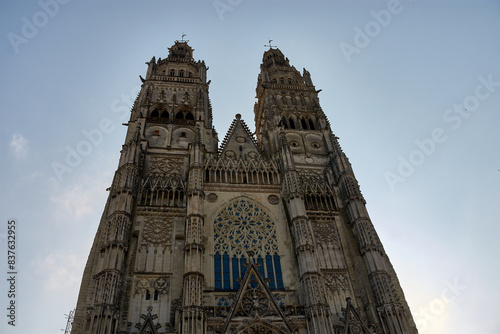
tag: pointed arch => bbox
[301,118,308,130]
[185,111,194,120]
[309,118,316,130]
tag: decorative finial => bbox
[235,113,241,120]
[264,39,275,49]
[177,32,189,44]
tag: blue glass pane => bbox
[266,254,275,290]
[240,256,247,278]
[223,253,230,290]
[232,256,240,289]
[214,253,222,290]
[257,256,265,279]
[274,254,284,289]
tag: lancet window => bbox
[150,108,169,119]
[174,108,194,120]
[213,199,284,291]
[299,117,316,130]
[281,116,297,130]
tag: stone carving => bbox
[241,288,270,317]
[102,213,130,246]
[111,163,138,194]
[323,272,350,293]
[135,277,151,295]
[149,156,183,177]
[206,193,218,203]
[152,276,170,295]
[142,219,173,248]
[352,219,382,254]
[267,195,280,205]
[93,270,121,305]
[312,221,339,247]
[247,151,258,159]
[135,276,170,296]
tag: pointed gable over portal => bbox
[219,114,263,161]
[222,256,293,334]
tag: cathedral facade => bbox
[72,40,418,334]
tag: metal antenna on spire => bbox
[264,39,275,49]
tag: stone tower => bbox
[72,40,418,334]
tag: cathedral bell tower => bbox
[72,40,418,334]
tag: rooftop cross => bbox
[177,32,188,43]
[264,39,275,49]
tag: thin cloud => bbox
[34,252,85,292]
[49,177,107,221]
[10,133,29,158]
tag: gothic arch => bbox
[173,106,194,120]
[149,106,169,119]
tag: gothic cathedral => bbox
[72,40,418,334]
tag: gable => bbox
[222,260,293,334]
[219,114,262,160]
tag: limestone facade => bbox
[71,40,418,334]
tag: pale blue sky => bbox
[1,1,499,333]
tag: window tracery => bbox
[299,171,337,211]
[213,199,284,291]
[204,158,280,185]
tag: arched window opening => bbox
[287,78,292,85]
[271,78,277,84]
[179,70,185,77]
[150,109,160,117]
[175,111,184,119]
[169,69,175,76]
[185,112,194,120]
[145,290,151,300]
[160,110,169,118]
[281,117,288,129]
[153,290,159,300]
[309,119,316,130]
[279,77,285,84]
[289,118,296,129]
[301,118,308,130]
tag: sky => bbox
[0,0,499,333]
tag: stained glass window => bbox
[213,199,283,291]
